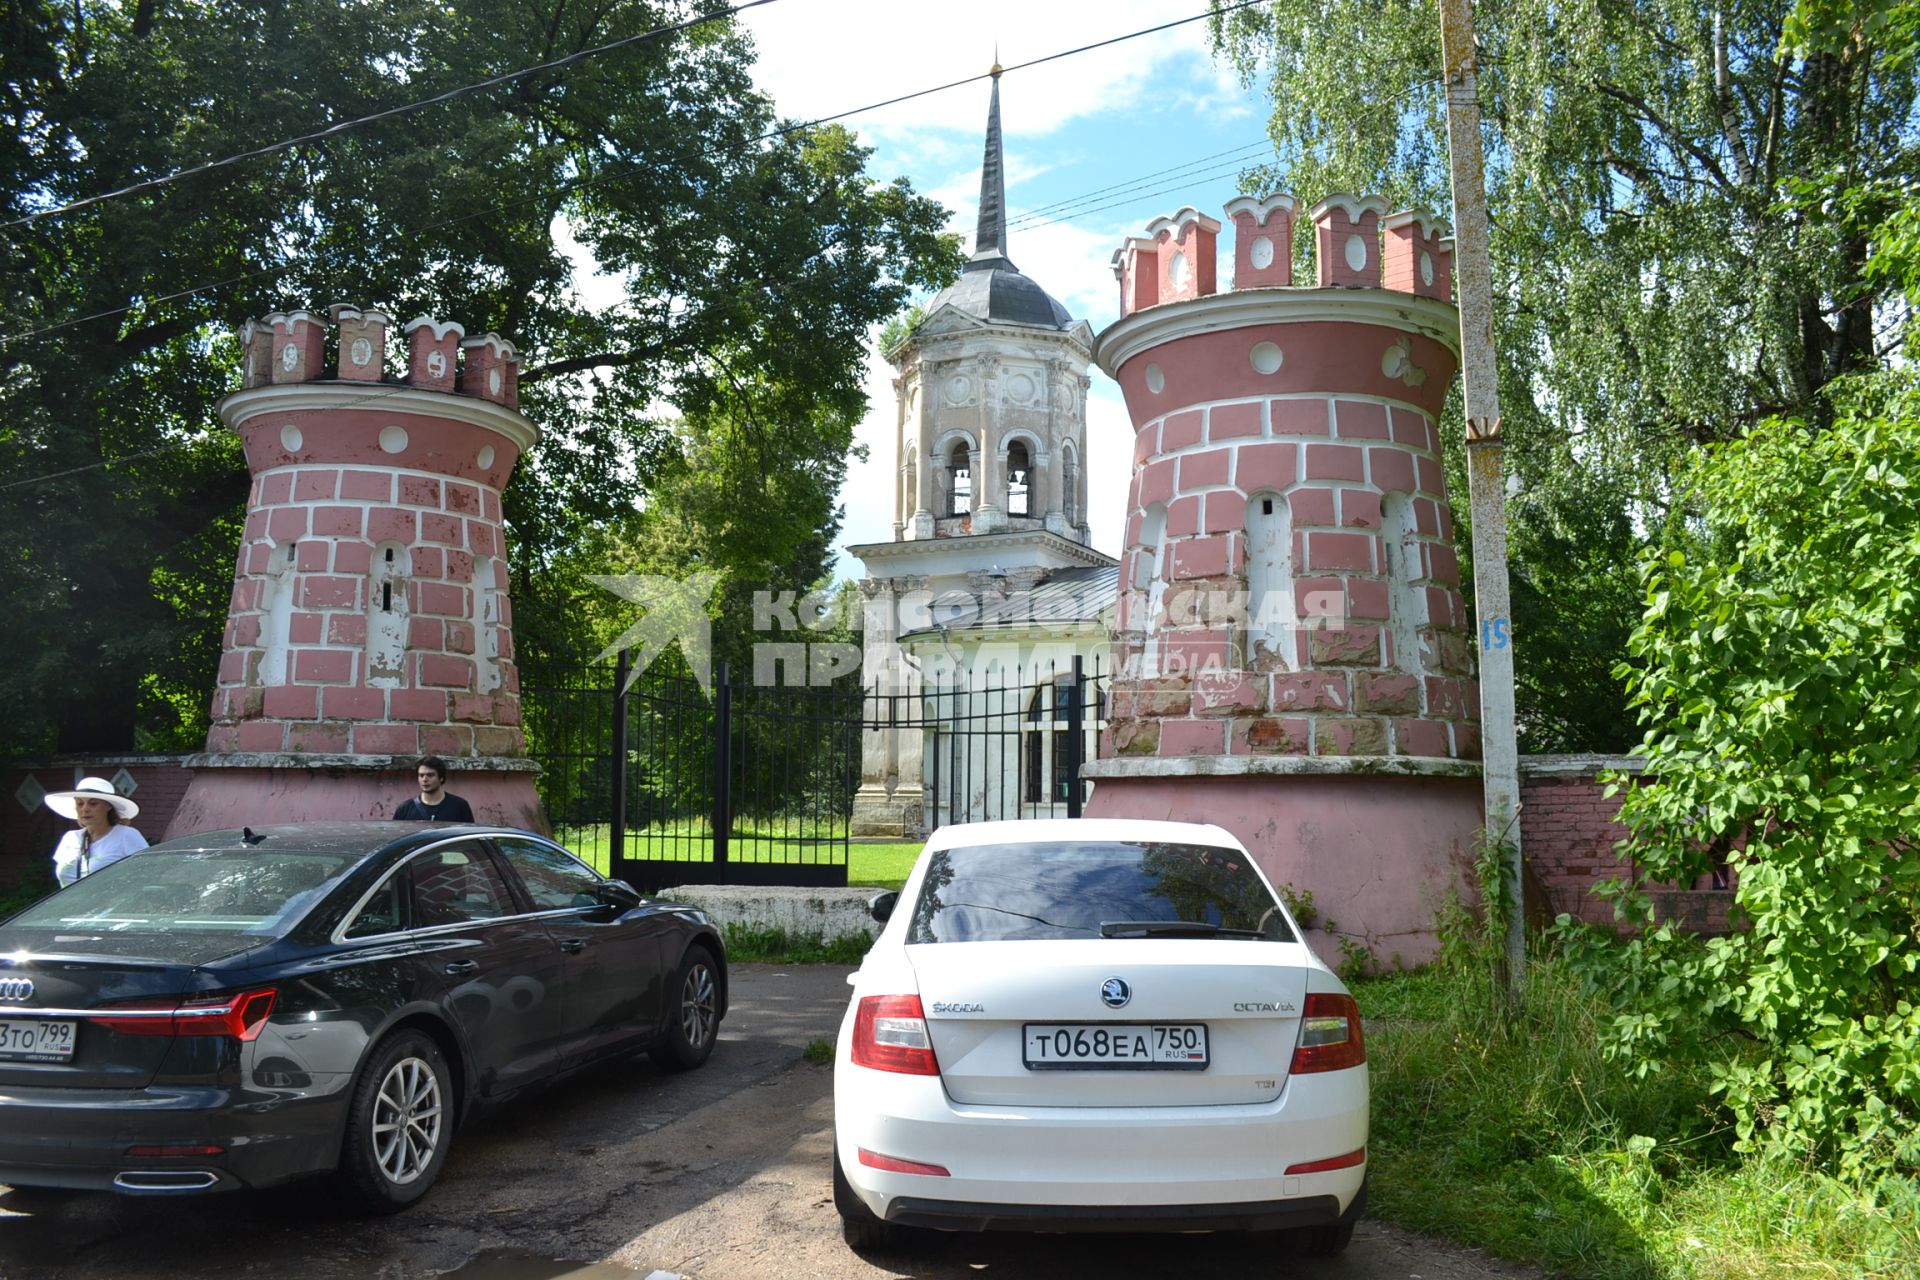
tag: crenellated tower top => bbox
[1113,192,1455,317]
[238,305,523,409]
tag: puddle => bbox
[439,1248,681,1280]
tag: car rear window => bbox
[9,847,357,936]
[904,841,1295,944]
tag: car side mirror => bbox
[868,891,899,924]
[597,880,643,910]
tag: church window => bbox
[948,444,972,515]
[1007,441,1031,517]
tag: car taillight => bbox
[88,988,278,1041]
[858,1148,950,1176]
[1285,1147,1367,1174]
[1289,992,1365,1074]
[850,994,940,1075]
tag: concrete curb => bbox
[663,885,884,940]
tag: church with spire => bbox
[849,69,1117,837]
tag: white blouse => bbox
[52,824,149,888]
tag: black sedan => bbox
[0,823,726,1212]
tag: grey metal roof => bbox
[921,75,1076,333]
[906,565,1119,637]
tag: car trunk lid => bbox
[906,939,1312,1107]
[0,931,269,1089]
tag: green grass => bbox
[554,823,922,890]
[721,922,872,965]
[1352,953,1920,1279]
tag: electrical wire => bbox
[1005,139,1272,228]
[0,0,1275,352]
[1,0,785,230]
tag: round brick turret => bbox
[1083,196,1482,965]
[167,305,543,835]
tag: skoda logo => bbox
[0,978,33,1002]
[1100,977,1131,1009]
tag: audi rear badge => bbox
[0,977,33,1002]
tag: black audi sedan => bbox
[0,823,726,1212]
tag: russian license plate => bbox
[0,1018,76,1062]
[1023,1023,1209,1071]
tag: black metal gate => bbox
[520,651,1105,891]
[521,655,859,892]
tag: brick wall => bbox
[1520,754,1736,934]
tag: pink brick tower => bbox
[1082,195,1479,964]
[168,305,543,836]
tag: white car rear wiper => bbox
[1098,920,1265,939]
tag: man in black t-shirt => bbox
[394,755,476,822]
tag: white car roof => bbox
[919,817,1247,854]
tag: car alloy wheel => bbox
[337,1029,455,1213]
[372,1053,444,1185]
[651,948,719,1071]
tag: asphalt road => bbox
[0,964,1539,1280]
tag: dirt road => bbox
[0,964,1536,1280]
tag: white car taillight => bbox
[850,994,940,1075]
[1289,992,1366,1074]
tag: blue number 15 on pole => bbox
[1480,616,1511,651]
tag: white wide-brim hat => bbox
[44,776,139,822]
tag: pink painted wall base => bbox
[165,766,546,840]
[1084,772,1482,967]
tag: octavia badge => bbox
[1100,977,1131,1009]
[0,977,33,1002]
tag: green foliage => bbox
[876,301,928,361]
[0,869,57,924]
[802,1037,834,1064]
[1357,945,1919,1277]
[1563,392,1920,1180]
[0,0,960,757]
[1212,0,1919,750]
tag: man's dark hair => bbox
[417,755,450,781]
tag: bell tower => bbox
[850,69,1113,837]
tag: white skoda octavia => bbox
[832,819,1368,1254]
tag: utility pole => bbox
[1439,0,1526,1012]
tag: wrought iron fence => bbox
[519,650,1105,891]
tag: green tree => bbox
[0,0,959,756]
[1211,0,1920,749]
[1564,391,1920,1178]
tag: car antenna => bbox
[241,827,266,846]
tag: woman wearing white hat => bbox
[45,777,149,888]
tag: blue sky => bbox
[734,0,1279,576]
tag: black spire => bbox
[967,65,1014,274]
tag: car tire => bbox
[336,1029,454,1214]
[1291,1219,1356,1257]
[833,1145,915,1252]
[649,946,720,1072]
